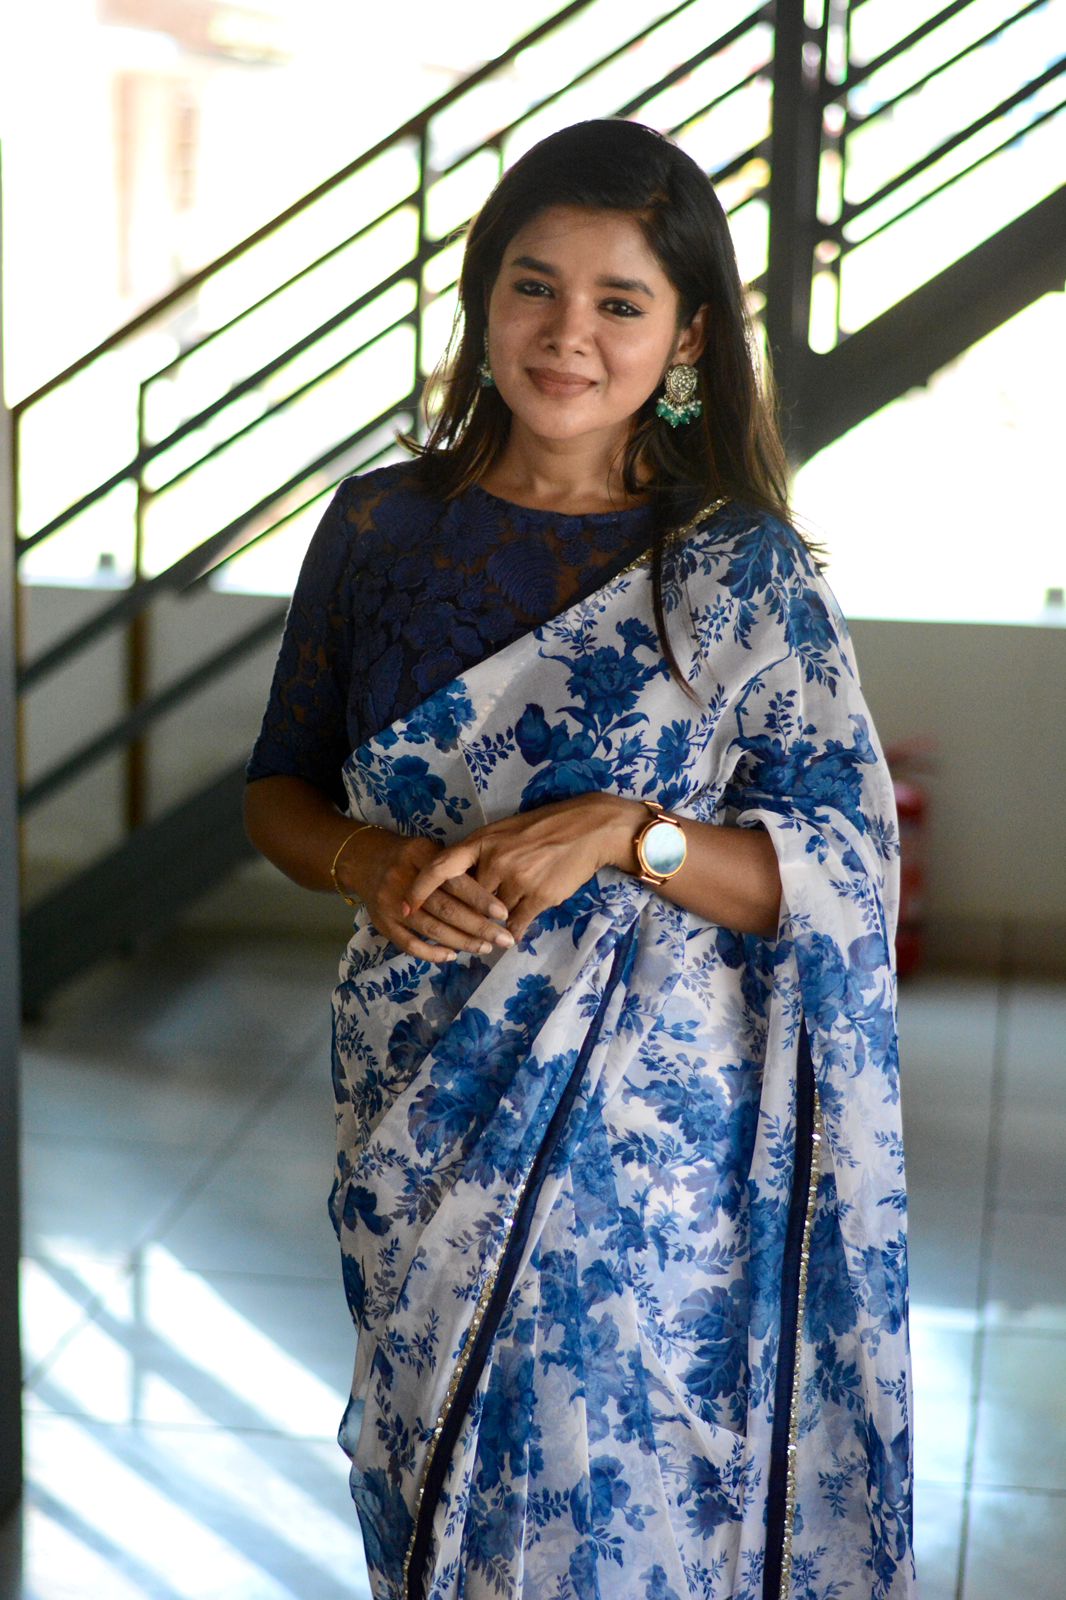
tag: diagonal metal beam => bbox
[794,186,1066,463]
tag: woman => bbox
[245,120,914,1600]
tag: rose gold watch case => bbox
[634,804,687,886]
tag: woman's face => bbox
[485,205,706,449]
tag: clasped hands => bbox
[361,792,641,966]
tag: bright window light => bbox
[3,1,1060,624]
[796,292,1065,626]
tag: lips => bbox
[527,367,596,395]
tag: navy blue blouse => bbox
[246,460,656,808]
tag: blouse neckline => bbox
[467,480,653,522]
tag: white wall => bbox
[17,586,1066,968]
[19,584,283,879]
[851,617,1066,969]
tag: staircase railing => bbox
[765,0,1063,442]
[10,0,1063,999]
[814,0,1060,349]
[12,0,778,849]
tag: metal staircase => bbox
[11,0,1064,1012]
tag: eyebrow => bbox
[508,254,656,298]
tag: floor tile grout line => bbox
[21,1252,340,1286]
[20,1027,330,1392]
[125,1024,330,1249]
[24,1409,349,1443]
[953,921,1013,1600]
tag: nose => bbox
[540,293,593,354]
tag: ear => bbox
[673,304,708,366]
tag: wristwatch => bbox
[633,800,687,886]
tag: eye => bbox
[603,299,643,318]
[514,279,552,297]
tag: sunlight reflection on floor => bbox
[8,941,1066,1598]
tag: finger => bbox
[504,897,540,946]
[384,924,460,965]
[421,888,515,948]
[472,860,508,905]
[404,905,506,957]
[443,874,511,924]
[407,843,480,914]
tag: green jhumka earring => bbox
[478,332,495,389]
[655,363,702,427]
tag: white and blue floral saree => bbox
[328,501,915,1600]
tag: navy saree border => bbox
[762,1019,816,1600]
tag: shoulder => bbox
[331,458,441,534]
[681,500,821,590]
[307,459,445,579]
[680,501,853,675]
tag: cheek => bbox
[489,310,540,367]
[608,327,673,387]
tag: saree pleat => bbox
[331,505,915,1600]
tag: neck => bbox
[481,421,648,514]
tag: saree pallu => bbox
[329,508,916,1600]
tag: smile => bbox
[527,368,596,396]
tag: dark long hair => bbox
[403,118,801,691]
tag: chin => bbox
[521,416,603,442]
[507,396,628,443]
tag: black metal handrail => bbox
[845,0,990,90]
[13,0,1059,846]
[19,608,289,812]
[16,0,770,559]
[778,0,1063,363]
[18,278,415,556]
[843,0,1049,115]
[837,92,1063,249]
[840,63,1063,223]
[9,0,602,416]
[17,424,409,692]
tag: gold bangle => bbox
[330,824,375,906]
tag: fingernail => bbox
[491,903,508,920]
[478,941,494,955]
[443,952,457,962]
[493,930,514,947]
[401,902,410,916]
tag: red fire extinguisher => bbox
[884,740,934,979]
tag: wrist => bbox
[332,822,385,902]
[596,794,692,886]
[595,794,648,874]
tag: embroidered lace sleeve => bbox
[245,486,358,809]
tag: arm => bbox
[593,793,781,939]
[243,775,516,960]
[403,790,781,951]
[243,483,514,964]
[243,774,380,894]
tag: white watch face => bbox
[642,818,686,877]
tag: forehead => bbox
[504,205,667,280]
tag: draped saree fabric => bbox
[328,501,915,1600]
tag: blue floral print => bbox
[328,499,914,1599]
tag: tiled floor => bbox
[2,935,1064,1598]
